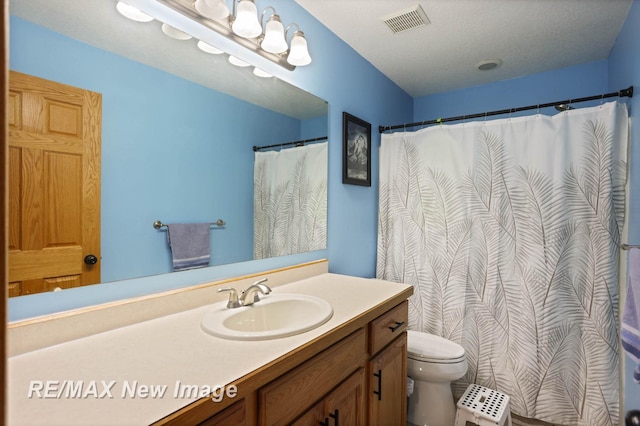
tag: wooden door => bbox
[8,71,101,296]
[368,333,407,425]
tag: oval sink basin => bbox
[201,293,333,340]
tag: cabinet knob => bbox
[84,254,98,265]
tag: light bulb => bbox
[253,67,273,78]
[194,0,230,20]
[161,23,192,40]
[232,0,261,38]
[197,41,224,54]
[287,31,311,66]
[116,1,153,22]
[261,15,288,54]
[228,56,251,67]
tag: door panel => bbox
[8,71,101,296]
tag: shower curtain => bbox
[377,102,628,425]
[254,142,327,259]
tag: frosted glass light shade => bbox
[253,67,273,78]
[287,31,311,66]
[116,1,153,22]
[232,0,261,38]
[228,56,251,67]
[197,40,224,54]
[194,0,229,20]
[261,15,288,54]
[162,23,192,40]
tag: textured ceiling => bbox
[11,0,634,105]
[295,0,633,97]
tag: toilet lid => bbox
[407,330,466,363]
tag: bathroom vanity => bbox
[8,261,412,425]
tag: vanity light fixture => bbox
[260,8,287,54]
[197,40,224,54]
[116,1,154,22]
[119,0,312,71]
[228,55,251,67]
[161,23,192,40]
[253,67,273,78]
[286,24,311,66]
[231,0,262,38]
[194,0,230,21]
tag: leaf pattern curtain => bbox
[254,142,327,259]
[377,102,628,425]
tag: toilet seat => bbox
[407,330,465,363]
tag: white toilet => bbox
[407,330,468,426]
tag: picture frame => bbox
[342,112,372,186]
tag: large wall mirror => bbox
[8,0,328,297]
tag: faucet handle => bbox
[217,287,240,309]
[252,277,269,287]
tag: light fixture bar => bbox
[156,0,295,71]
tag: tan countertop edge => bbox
[8,273,413,426]
[8,259,329,356]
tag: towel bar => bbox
[622,244,640,250]
[153,219,225,230]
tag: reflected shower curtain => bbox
[254,142,327,259]
[377,102,628,425]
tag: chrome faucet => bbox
[239,278,271,306]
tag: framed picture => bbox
[342,112,371,186]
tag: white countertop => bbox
[8,273,411,426]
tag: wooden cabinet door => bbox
[8,71,101,296]
[368,333,407,426]
[291,369,365,426]
[323,368,365,426]
[199,399,245,426]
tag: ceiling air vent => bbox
[382,5,430,34]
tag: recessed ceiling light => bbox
[476,59,503,71]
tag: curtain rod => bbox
[378,86,634,134]
[253,136,328,152]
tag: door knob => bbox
[84,254,98,265]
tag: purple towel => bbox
[166,223,211,271]
[622,248,640,383]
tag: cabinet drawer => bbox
[259,328,367,425]
[368,301,408,355]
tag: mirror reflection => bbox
[8,0,328,295]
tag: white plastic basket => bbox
[455,384,512,426]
